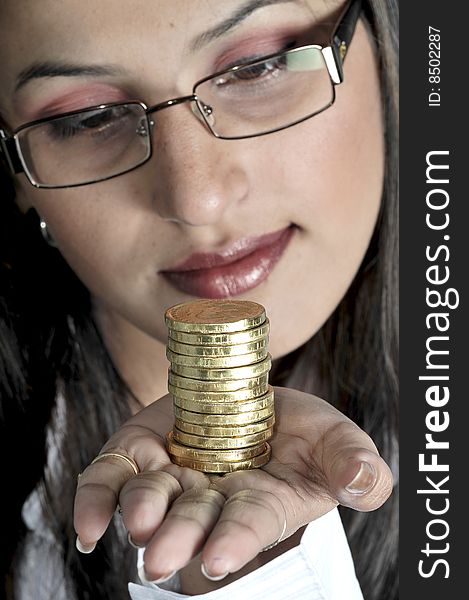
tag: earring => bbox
[39,218,58,248]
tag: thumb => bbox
[327,444,393,511]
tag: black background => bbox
[400,2,466,598]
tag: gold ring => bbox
[90,452,139,475]
[262,516,287,551]
[222,490,288,552]
[261,494,287,552]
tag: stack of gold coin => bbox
[165,299,274,473]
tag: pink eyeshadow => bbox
[28,83,129,120]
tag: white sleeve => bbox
[128,508,364,600]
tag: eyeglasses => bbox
[0,0,361,189]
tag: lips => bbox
[160,225,295,298]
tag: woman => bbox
[0,0,398,598]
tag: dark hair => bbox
[0,1,398,598]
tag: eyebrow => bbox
[14,0,299,92]
[14,62,123,93]
[191,0,301,51]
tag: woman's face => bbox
[0,0,383,359]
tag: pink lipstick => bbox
[160,225,295,298]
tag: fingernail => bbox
[201,562,229,581]
[138,565,177,585]
[76,536,96,554]
[345,461,376,495]
[127,532,145,549]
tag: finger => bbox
[200,489,285,579]
[318,422,394,511]
[74,428,169,551]
[141,487,226,582]
[74,452,138,552]
[120,464,208,547]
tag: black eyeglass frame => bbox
[0,0,362,189]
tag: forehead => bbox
[0,0,339,56]
[0,0,342,112]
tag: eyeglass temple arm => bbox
[330,0,362,81]
[0,131,23,175]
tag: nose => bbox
[147,103,249,227]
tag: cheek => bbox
[19,183,152,300]
[243,24,384,353]
[259,22,383,256]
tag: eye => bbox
[48,105,133,140]
[233,56,287,81]
[214,53,289,88]
[79,109,120,130]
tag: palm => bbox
[74,386,391,581]
[200,387,343,528]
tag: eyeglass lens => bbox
[196,46,333,137]
[16,46,333,187]
[17,104,152,187]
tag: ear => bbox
[1,159,32,213]
[12,178,35,214]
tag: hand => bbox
[74,387,393,582]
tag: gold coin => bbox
[174,414,275,437]
[168,370,269,392]
[165,300,266,334]
[166,347,268,369]
[171,355,271,381]
[172,426,273,449]
[168,321,270,346]
[172,391,274,415]
[167,337,268,357]
[166,431,267,462]
[170,443,272,472]
[174,405,274,425]
[168,382,269,402]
